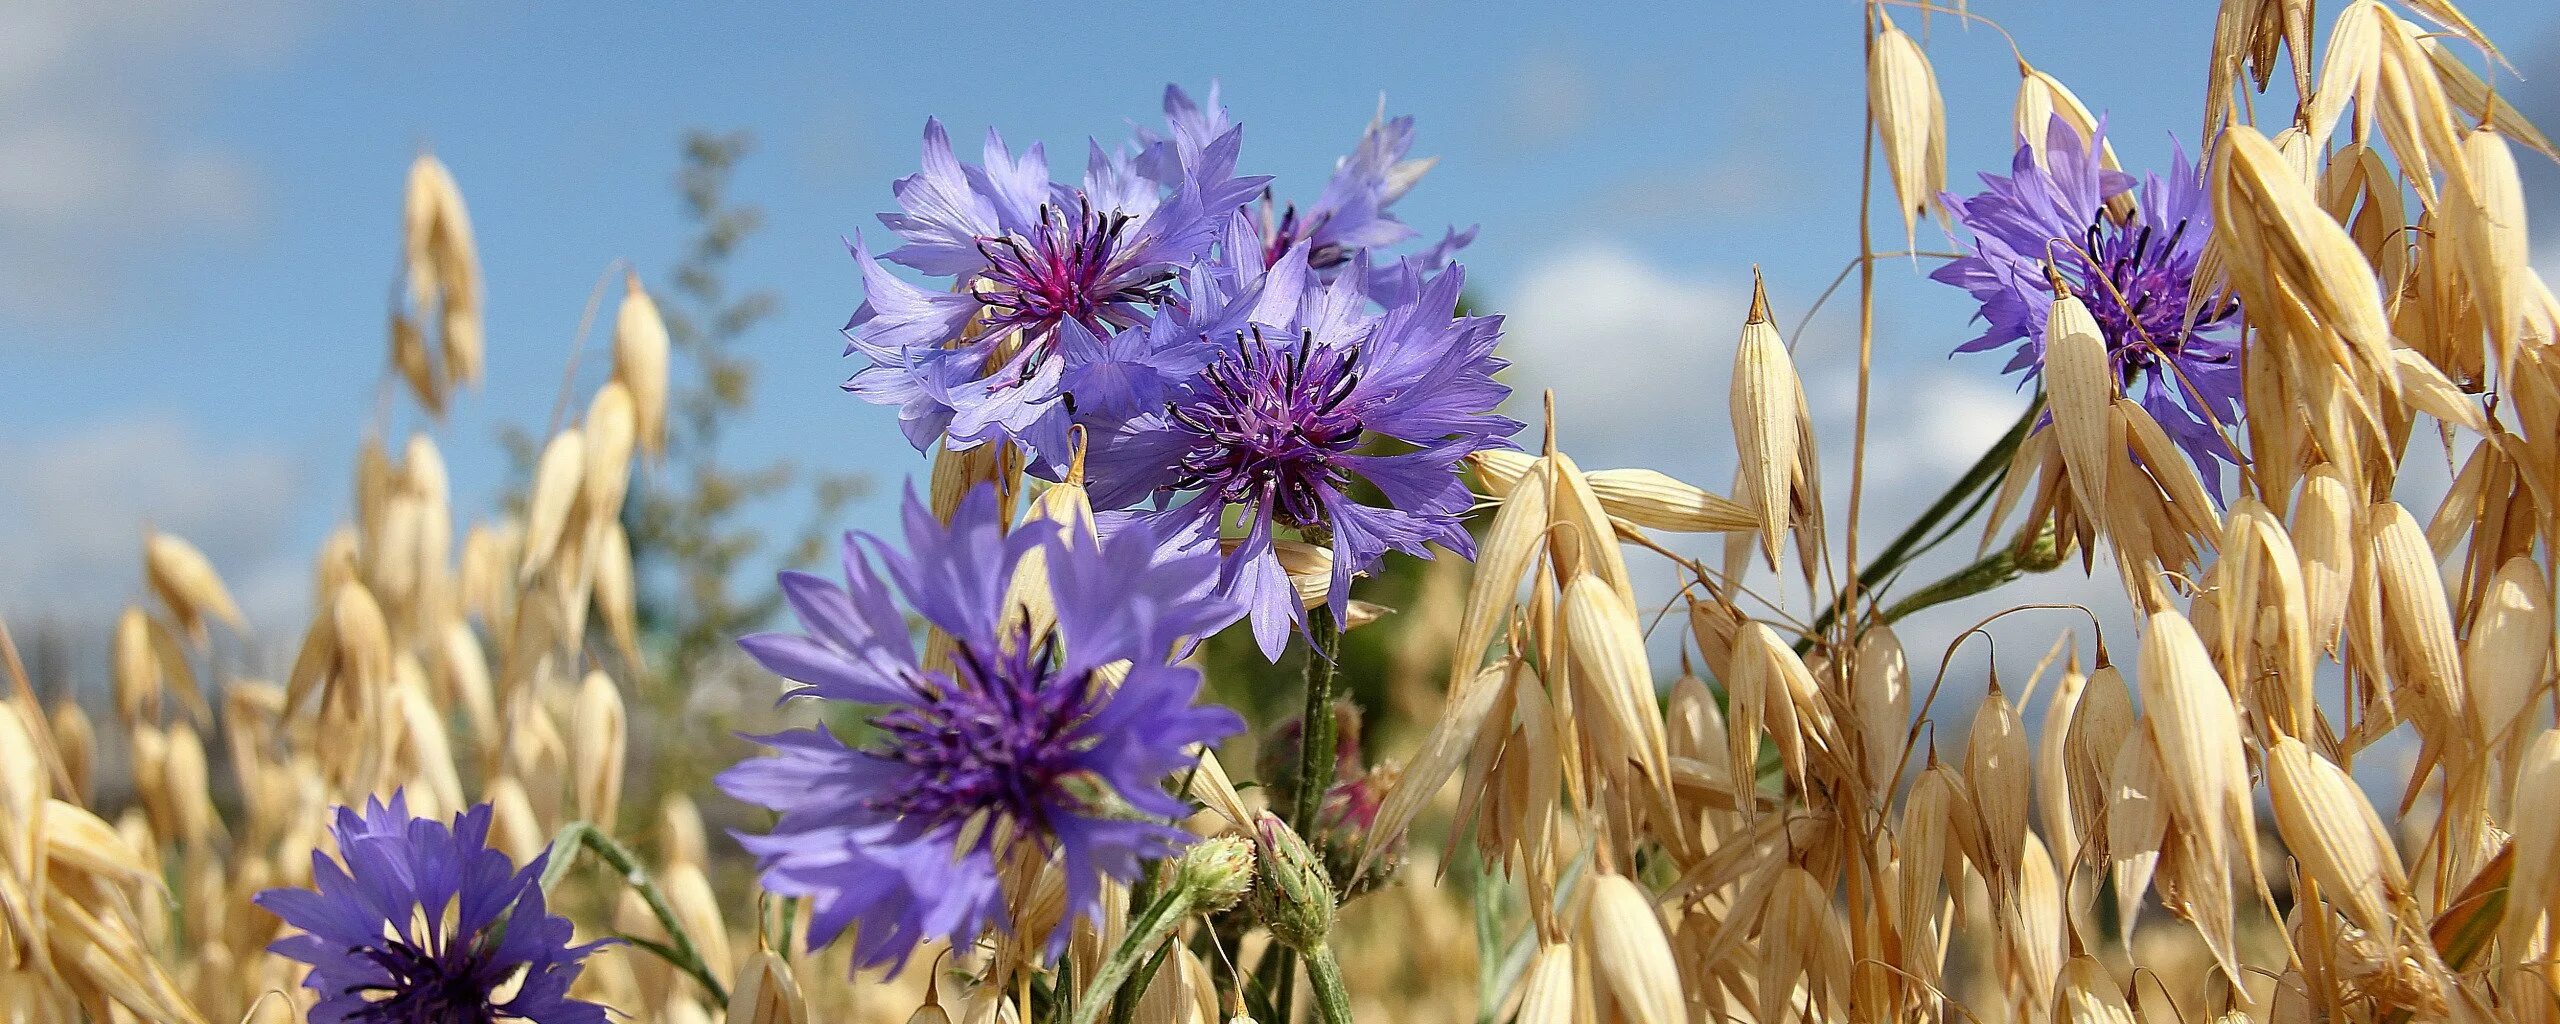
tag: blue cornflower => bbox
[844,115,1267,469]
[1140,84,1475,303]
[718,485,1245,972]
[253,794,607,1024]
[1932,116,2245,487]
[1086,228,1518,658]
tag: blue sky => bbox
[6,1,2559,690]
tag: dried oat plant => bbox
[6,2,2560,1022]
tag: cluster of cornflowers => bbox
[782,84,1514,972]
[249,86,1511,1019]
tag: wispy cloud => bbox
[0,416,306,631]
[1500,240,1742,470]
[0,0,307,330]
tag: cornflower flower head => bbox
[718,485,1245,972]
[1932,116,2245,488]
[1140,83,1476,304]
[252,794,607,1024]
[844,112,1267,469]
[1087,224,1517,658]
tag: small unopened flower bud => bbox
[1175,834,1255,912]
[1250,813,1335,954]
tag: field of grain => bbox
[4,2,2558,1022]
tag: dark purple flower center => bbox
[1259,192,1347,270]
[975,199,1169,344]
[2068,213,2240,385]
[1168,329,1365,527]
[346,934,506,1024]
[873,625,1104,846]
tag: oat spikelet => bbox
[2505,730,2560,961]
[2043,280,2117,517]
[1512,943,1576,1024]
[2421,37,2560,163]
[615,272,672,460]
[728,949,808,1024]
[1732,272,1809,570]
[571,669,627,832]
[2266,735,2411,943]
[2465,557,2551,748]
[2016,60,2118,171]
[2447,128,2530,377]
[1581,873,1684,1024]
[521,428,587,581]
[2133,609,2253,976]
[584,381,638,522]
[144,531,246,639]
[1869,10,1946,245]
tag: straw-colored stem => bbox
[1843,0,1884,649]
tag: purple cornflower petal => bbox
[1932,115,2246,491]
[253,794,609,1024]
[845,109,1270,470]
[1086,240,1519,659]
[1145,83,1473,289]
[719,484,1246,973]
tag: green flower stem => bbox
[1289,604,1346,836]
[1801,399,2041,651]
[1302,944,1356,1024]
[1107,862,1165,1024]
[1072,884,1197,1024]
[540,822,730,1010]
[1873,524,2064,627]
[1270,600,1345,1024]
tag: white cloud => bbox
[0,0,303,326]
[1501,241,1745,471]
[0,417,306,631]
[1501,241,2028,505]
[1497,240,2126,710]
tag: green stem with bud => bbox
[1269,601,1346,1024]
[540,822,730,1010]
[1802,399,2041,650]
[1107,862,1164,1024]
[1302,945,1356,1024]
[1874,524,2064,626]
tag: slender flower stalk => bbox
[538,822,730,1009]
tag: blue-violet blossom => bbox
[1139,83,1475,304]
[1932,117,2245,488]
[718,485,1245,971]
[844,116,1265,469]
[253,794,607,1024]
[1086,227,1517,659]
